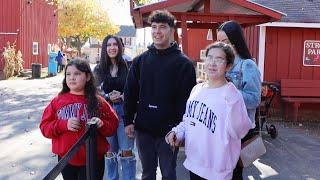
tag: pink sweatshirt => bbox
[172,82,252,180]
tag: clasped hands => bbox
[67,117,103,132]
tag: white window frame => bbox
[47,44,52,55]
[33,42,39,55]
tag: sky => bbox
[101,0,133,25]
[100,0,153,47]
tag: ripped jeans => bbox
[105,103,136,180]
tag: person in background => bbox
[56,50,63,73]
[166,41,251,180]
[124,10,196,180]
[217,20,262,180]
[94,35,136,180]
[40,58,118,180]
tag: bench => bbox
[281,79,320,121]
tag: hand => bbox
[67,117,81,132]
[109,91,122,103]
[166,131,179,147]
[91,117,104,128]
[125,124,135,139]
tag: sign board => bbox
[303,40,320,66]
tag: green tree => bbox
[58,0,119,54]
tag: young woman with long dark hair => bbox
[94,35,136,180]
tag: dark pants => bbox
[190,171,206,180]
[232,129,258,180]
[58,157,105,180]
[136,130,178,180]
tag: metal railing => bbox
[43,121,98,180]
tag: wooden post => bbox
[174,27,179,43]
[204,0,210,13]
[292,102,300,122]
[181,15,188,56]
[86,121,98,180]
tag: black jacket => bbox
[124,42,196,137]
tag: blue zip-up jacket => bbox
[124,42,197,137]
[226,55,261,127]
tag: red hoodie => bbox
[40,92,118,166]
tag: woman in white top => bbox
[166,42,251,180]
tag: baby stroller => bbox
[255,81,280,139]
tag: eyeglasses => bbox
[205,57,226,65]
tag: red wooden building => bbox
[0,0,58,78]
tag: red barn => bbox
[0,0,58,79]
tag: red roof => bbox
[130,0,285,28]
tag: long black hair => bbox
[60,58,100,118]
[218,21,252,59]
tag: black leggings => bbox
[58,156,105,180]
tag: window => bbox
[33,42,39,55]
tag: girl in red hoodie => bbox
[40,58,118,180]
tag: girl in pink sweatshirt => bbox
[166,42,252,180]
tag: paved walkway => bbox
[0,74,320,180]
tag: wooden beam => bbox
[204,0,210,13]
[181,15,189,56]
[131,10,144,28]
[176,22,219,29]
[188,0,204,12]
[172,12,272,25]
[174,27,179,42]
[130,0,134,12]
[227,0,283,20]
[139,0,193,14]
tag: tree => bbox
[57,0,119,54]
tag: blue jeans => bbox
[105,103,136,180]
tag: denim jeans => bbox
[105,103,136,180]
[136,130,178,180]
